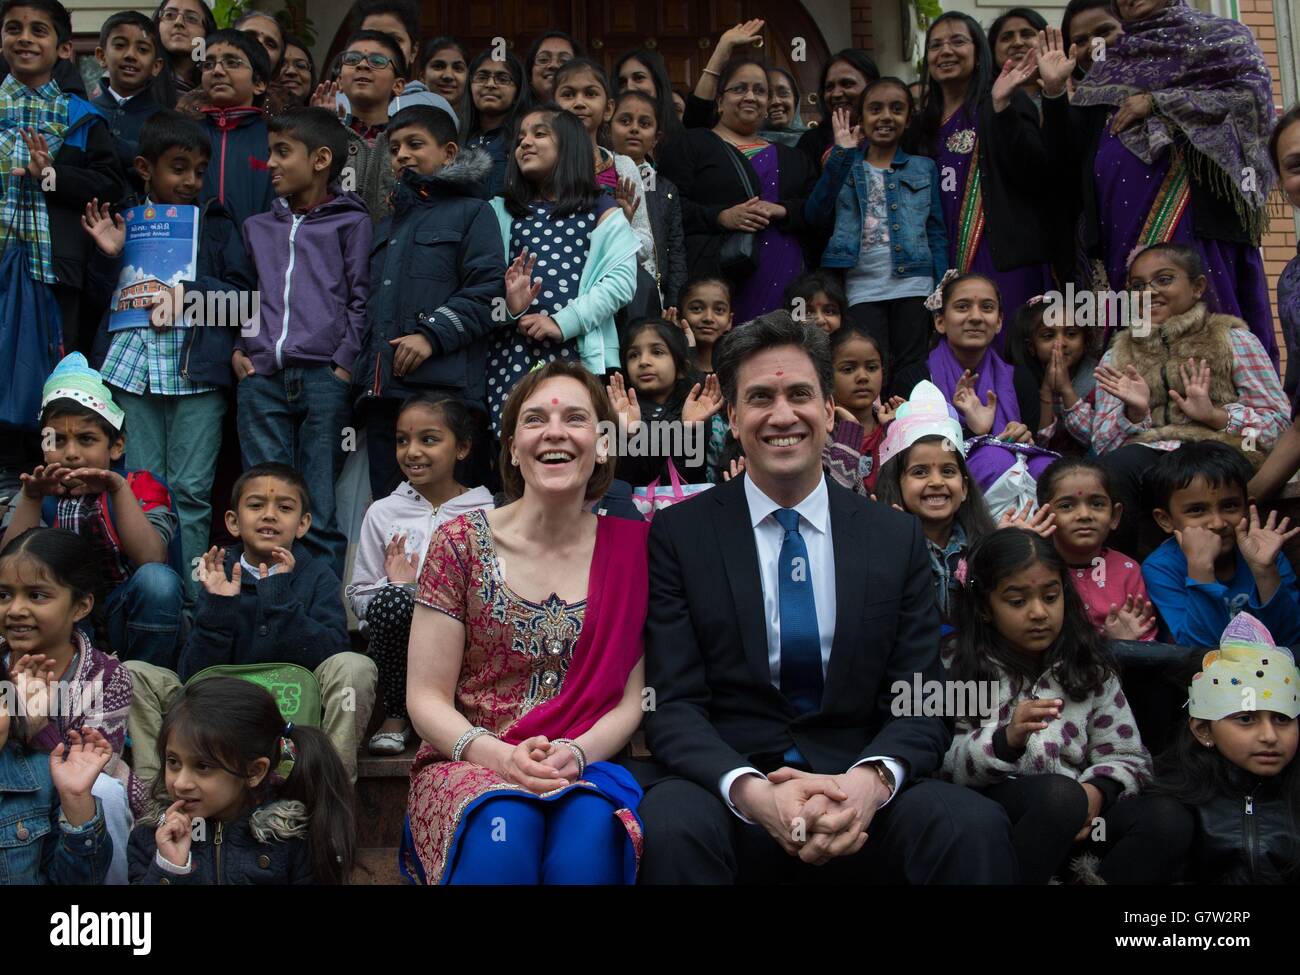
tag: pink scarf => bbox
[503,516,649,743]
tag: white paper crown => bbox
[878,380,965,469]
[1189,613,1300,720]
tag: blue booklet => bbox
[108,203,200,332]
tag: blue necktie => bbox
[774,508,823,717]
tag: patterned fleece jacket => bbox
[941,663,1152,798]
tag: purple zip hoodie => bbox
[239,191,372,374]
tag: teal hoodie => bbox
[489,197,639,375]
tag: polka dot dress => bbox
[486,199,613,433]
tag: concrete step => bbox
[352,847,404,885]
[355,742,417,849]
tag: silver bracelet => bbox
[451,726,491,762]
[553,738,587,777]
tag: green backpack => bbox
[186,663,323,727]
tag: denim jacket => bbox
[926,522,968,619]
[0,743,112,885]
[805,146,948,282]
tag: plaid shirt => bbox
[0,74,69,283]
[100,323,217,396]
[1086,327,1289,455]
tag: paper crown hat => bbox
[1189,613,1300,720]
[388,82,460,130]
[878,380,966,469]
[40,353,125,432]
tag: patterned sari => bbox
[403,510,649,884]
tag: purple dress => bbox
[1279,246,1300,413]
[937,105,1053,352]
[1095,123,1277,368]
[731,144,805,324]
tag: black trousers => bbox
[981,774,1194,884]
[848,297,934,401]
[1101,443,1169,559]
[637,774,1017,884]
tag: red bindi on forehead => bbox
[775,370,784,377]
[551,398,558,405]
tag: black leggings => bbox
[364,584,414,720]
[981,774,1194,884]
[847,297,934,400]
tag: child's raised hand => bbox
[952,371,996,435]
[517,313,561,342]
[156,799,195,868]
[721,456,746,482]
[877,396,906,426]
[60,467,125,497]
[20,128,51,180]
[1235,504,1300,573]
[9,653,58,740]
[384,534,420,584]
[682,374,724,423]
[831,107,863,149]
[50,728,112,799]
[504,248,541,316]
[614,176,641,224]
[310,80,345,118]
[1103,594,1157,641]
[389,333,434,377]
[1093,363,1150,417]
[197,546,241,597]
[1034,27,1076,97]
[1173,524,1223,575]
[999,500,1056,538]
[1006,697,1062,750]
[1168,357,1220,426]
[19,463,71,500]
[261,546,295,578]
[81,199,127,256]
[606,372,642,427]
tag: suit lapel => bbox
[714,476,775,688]
[822,482,864,713]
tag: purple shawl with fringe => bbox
[928,340,1021,433]
[1072,0,1274,234]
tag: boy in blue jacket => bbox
[82,109,256,606]
[89,11,164,192]
[124,463,377,784]
[354,103,505,497]
[1143,441,1300,647]
[236,107,371,578]
[0,0,126,357]
[187,28,273,228]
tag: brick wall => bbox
[1240,0,1295,376]
[852,0,874,51]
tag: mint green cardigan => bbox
[490,197,640,375]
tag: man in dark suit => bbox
[629,311,1016,883]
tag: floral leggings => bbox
[364,585,414,720]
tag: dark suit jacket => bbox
[640,474,950,793]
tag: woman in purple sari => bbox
[658,57,817,323]
[1038,2,1278,366]
[910,12,1055,350]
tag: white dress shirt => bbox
[718,475,906,821]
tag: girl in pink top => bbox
[1036,457,1158,641]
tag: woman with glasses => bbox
[1038,0,1278,368]
[909,12,1054,345]
[152,0,216,101]
[759,67,806,149]
[524,31,582,103]
[659,57,817,323]
[462,49,527,197]
[277,33,316,107]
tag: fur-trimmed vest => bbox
[1109,303,1264,465]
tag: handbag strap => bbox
[716,133,759,200]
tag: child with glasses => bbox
[187,29,273,228]
[151,0,214,100]
[462,49,526,197]
[1091,243,1291,557]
